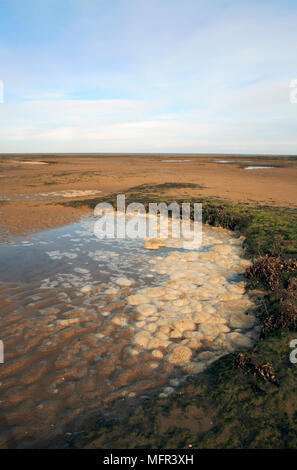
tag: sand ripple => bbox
[0,223,259,448]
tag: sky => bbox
[0,0,297,154]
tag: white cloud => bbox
[0,1,297,153]
[0,94,296,153]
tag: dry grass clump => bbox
[233,352,278,385]
[262,277,297,332]
[245,255,297,291]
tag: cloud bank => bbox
[0,0,296,153]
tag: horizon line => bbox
[1,152,297,158]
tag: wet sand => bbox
[0,153,294,448]
[0,217,259,448]
[0,154,296,237]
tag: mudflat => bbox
[0,154,296,237]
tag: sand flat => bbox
[0,154,296,237]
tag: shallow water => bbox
[0,189,101,202]
[244,166,275,170]
[0,216,259,448]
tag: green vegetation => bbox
[198,199,297,257]
[60,187,297,257]
[61,185,297,449]
[127,182,204,192]
[44,180,58,185]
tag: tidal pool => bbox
[0,216,259,448]
[244,166,275,170]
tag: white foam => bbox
[115,277,133,287]
[127,225,258,374]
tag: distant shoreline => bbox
[1,153,296,238]
[0,152,297,158]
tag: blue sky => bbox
[0,0,297,153]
